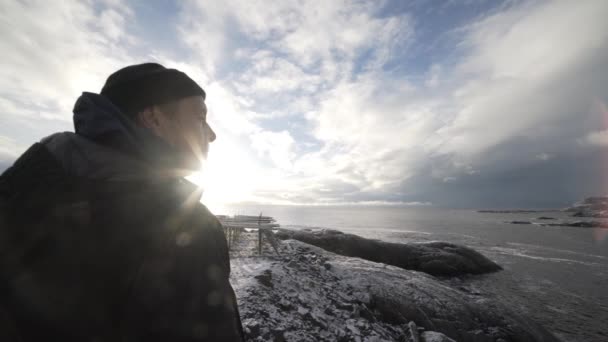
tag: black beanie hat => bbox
[100,63,206,118]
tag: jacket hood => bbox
[40,92,196,181]
[73,92,140,144]
[73,92,170,160]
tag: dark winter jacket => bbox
[0,93,244,341]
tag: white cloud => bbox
[438,0,608,159]
[174,0,417,204]
[239,54,322,94]
[0,0,136,124]
[98,8,131,42]
[461,0,607,80]
[309,0,607,203]
[426,64,442,88]
[250,130,296,170]
[178,0,412,80]
[0,136,23,160]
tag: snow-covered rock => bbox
[230,233,559,342]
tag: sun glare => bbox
[187,137,262,214]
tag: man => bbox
[0,63,244,341]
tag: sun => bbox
[186,137,261,214]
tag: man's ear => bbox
[136,107,160,130]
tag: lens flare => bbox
[593,228,608,243]
[594,99,608,243]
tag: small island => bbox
[563,196,608,218]
[478,209,546,213]
[481,197,608,229]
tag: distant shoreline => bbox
[477,209,559,213]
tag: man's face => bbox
[141,95,216,169]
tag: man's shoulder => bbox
[0,138,67,196]
[176,197,224,233]
[5,133,67,170]
[197,203,224,231]
[0,132,81,187]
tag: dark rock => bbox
[358,304,376,322]
[569,221,597,228]
[478,210,542,213]
[536,216,556,220]
[254,270,273,288]
[540,221,608,228]
[337,335,350,342]
[271,328,286,342]
[421,260,458,275]
[274,229,502,277]
[336,302,354,311]
[509,221,532,224]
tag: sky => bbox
[1,0,608,209]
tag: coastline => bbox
[230,230,559,342]
[220,205,608,342]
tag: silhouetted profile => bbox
[0,63,244,341]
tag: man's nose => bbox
[206,123,216,142]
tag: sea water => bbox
[212,204,608,342]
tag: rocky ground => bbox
[230,230,559,342]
